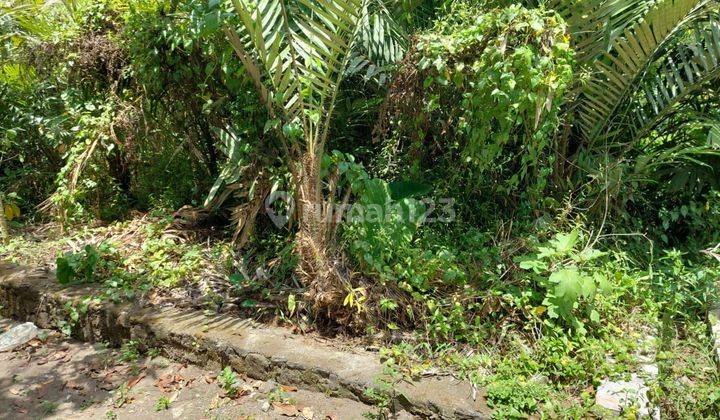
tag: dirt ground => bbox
[0,318,376,420]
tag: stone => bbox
[0,322,38,352]
[258,379,277,394]
[595,374,659,419]
[171,406,185,418]
[709,307,720,362]
[259,399,271,412]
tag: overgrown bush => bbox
[376,3,573,219]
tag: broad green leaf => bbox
[519,258,548,273]
[388,181,432,200]
[550,268,582,303]
[56,257,74,285]
[550,230,579,254]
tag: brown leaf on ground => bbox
[27,338,42,348]
[204,374,216,384]
[221,386,250,399]
[99,382,117,391]
[155,373,185,393]
[99,367,125,390]
[273,402,299,417]
[127,371,146,390]
[208,395,229,410]
[64,379,85,391]
[34,380,53,399]
[280,384,298,392]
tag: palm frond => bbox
[226,0,365,148]
[550,0,661,62]
[348,0,408,82]
[622,20,720,141]
[577,0,714,141]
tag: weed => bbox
[41,400,59,415]
[80,399,95,410]
[267,385,291,404]
[363,359,404,418]
[119,340,140,363]
[217,366,238,396]
[155,396,171,411]
[485,378,549,418]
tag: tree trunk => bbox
[293,151,352,323]
[0,196,9,242]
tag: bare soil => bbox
[0,318,375,420]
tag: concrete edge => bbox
[0,263,490,419]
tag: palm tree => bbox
[542,0,720,202]
[225,0,405,316]
[550,0,720,145]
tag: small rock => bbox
[530,373,549,384]
[0,322,38,352]
[259,399,271,412]
[595,374,659,419]
[391,410,415,420]
[171,406,184,418]
[301,406,314,419]
[258,380,276,394]
[641,363,659,377]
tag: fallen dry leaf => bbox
[34,380,53,399]
[12,404,27,414]
[27,339,42,348]
[273,402,299,417]
[64,380,85,391]
[127,371,146,390]
[155,373,185,393]
[280,384,298,393]
[204,374,217,384]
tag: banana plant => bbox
[225,0,405,310]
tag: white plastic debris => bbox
[0,322,39,352]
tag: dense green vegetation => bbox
[3,0,720,416]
